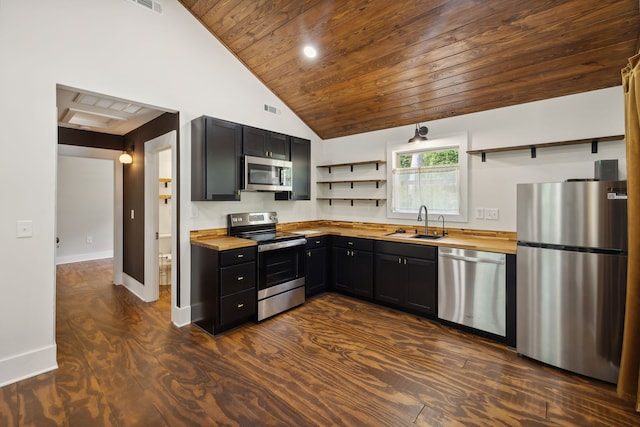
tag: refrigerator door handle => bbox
[439,252,505,265]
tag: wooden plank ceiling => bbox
[179,0,640,140]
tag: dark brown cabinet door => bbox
[331,238,373,299]
[191,116,242,201]
[373,241,437,317]
[243,126,290,160]
[275,136,310,200]
[305,246,327,296]
[374,253,404,305]
[405,257,437,315]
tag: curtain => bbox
[619,53,640,412]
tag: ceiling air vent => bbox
[264,104,282,115]
[127,0,163,15]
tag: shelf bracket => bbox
[592,138,598,154]
[376,181,379,189]
[328,166,332,174]
[530,146,537,159]
[350,199,354,206]
[350,165,354,172]
[329,183,332,190]
[376,200,379,207]
[329,199,332,206]
[375,162,380,170]
[481,152,486,162]
[350,182,354,189]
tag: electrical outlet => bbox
[86,236,93,244]
[485,208,499,220]
[475,208,484,219]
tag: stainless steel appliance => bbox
[228,212,305,320]
[243,156,292,192]
[517,180,628,383]
[438,248,507,337]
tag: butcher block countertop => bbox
[190,221,517,254]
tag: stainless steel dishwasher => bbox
[438,247,506,337]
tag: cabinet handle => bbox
[237,190,241,196]
[237,276,244,281]
[347,241,354,245]
[398,257,402,264]
[307,251,311,257]
[237,254,244,258]
[237,303,244,309]
[315,240,321,244]
[404,258,407,265]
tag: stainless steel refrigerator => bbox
[516,180,628,383]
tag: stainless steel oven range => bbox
[228,212,306,321]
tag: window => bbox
[386,133,468,222]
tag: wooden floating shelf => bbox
[317,160,386,172]
[317,197,386,207]
[467,134,624,162]
[317,179,386,189]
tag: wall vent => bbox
[127,0,163,15]
[264,104,282,115]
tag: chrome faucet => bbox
[437,215,446,236]
[417,205,428,235]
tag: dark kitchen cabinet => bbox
[305,236,328,297]
[275,136,311,201]
[243,126,290,160]
[374,241,437,316]
[191,116,242,201]
[331,236,373,298]
[191,244,257,335]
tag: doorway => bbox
[144,132,177,312]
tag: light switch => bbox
[475,208,484,219]
[17,220,33,238]
[130,209,135,220]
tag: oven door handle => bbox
[258,238,307,252]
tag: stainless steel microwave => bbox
[243,155,292,192]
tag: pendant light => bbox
[408,123,428,142]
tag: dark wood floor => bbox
[1,259,638,426]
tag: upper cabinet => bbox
[275,137,311,201]
[191,115,310,202]
[191,116,242,201]
[243,126,290,160]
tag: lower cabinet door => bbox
[306,246,327,296]
[220,289,256,326]
[406,258,437,315]
[374,253,404,305]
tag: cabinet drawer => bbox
[305,236,327,249]
[332,236,373,251]
[220,246,256,266]
[375,241,437,260]
[220,263,256,296]
[220,289,256,325]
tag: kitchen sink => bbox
[411,234,445,240]
[384,232,445,240]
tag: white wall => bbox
[0,0,319,387]
[319,88,626,231]
[56,156,114,264]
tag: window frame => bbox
[386,132,468,223]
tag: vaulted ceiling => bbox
[179,0,640,140]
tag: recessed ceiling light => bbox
[303,45,317,58]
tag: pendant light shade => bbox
[119,152,133,164]
[408,123,429,143]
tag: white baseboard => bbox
[0,345,58,388]
[56,251,113,265]
[172,305,191,327]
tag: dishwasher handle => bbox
[439,252,505,265]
